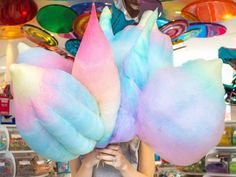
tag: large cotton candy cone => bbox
[10,64,104,161]
[137,59,225,166]
[72,4,120,147]
[17,43,73,73]
[109,11,173,143]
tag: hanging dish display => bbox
[182,0,236,22]
[22,24,69,57]
[160,19,188,39]
[73,12,101,39]
[188,22,227,38]
[22,24,58,48]
[172,28,201,45]
[65,39,81,56]
[0,0,38,26]
[71,2,111,16]
[36,4,77,33]
[0,25,24,40]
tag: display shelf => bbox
[182,172,204,176]
[11,150,35,153]
[16,174,49,177]
[214,146,236,150]
[225,120,236,124]
[2,124,16,128]
[183,172,236,177]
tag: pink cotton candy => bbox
[72,4,120,147]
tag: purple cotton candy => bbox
[137,59,226,166]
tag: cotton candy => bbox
[17,43,73,73]
[10,64,104,162]
[10,4,226,165]
[137,59,225,166]
[100,9,173,143]
[72,5,120,147]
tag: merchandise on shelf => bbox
[31,155,53,176]
[8,127,30,151]
[177,158,205,173]
[14,152,52,176]
[229,154,236,174]
[218,126,233,146]
[233,129,236,145]
[14,153,35,176]
[0,115,15,125]
[0,151,15,177]
[0,125,8,151]
[56,162,70,174]
[205,152,230,174]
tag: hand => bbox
[81,150,100,169]
[96,144,131,172]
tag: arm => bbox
[69,150,100,177]
[96,141,155,177]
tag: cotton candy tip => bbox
[10,64,42,99]
[102,6,111,16]
[91,3,97,18]
[17,42,31,54]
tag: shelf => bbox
[183,172,236,176]
[214,146,236,150]
[182,172,204,176]
[2,124,16,128]
[17,173,49,177]
[225,120,236,124]
[11,150,35,153]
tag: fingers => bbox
[96,154,115,161]
[103,161,114,167]
[107,144,120,151]
[96,148,118,156]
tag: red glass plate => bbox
[160,19,188,39]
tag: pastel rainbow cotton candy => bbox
[17,43,73,73]
[10,4,226,165]
[137,59,225,165]
[100,9,174,143]
[72,5,120,147]
[10,64,104,162]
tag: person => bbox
[69,137,155,177]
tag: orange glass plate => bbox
[73,12,101,40]
[0,25,24,40]
[182,0,236,22]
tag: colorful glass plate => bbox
[73,12,101,39]
[160,19,188,39]
[182,0,236,22]
[0,0,38,26]
[172,28,201,45]
[65,39,81,56]
[22,24,58,48]
[71,2,111,16]
[37,4,77,33]
[0,25,24,39]
[188,22,227,38]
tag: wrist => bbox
[119,159,132,174]
[81,161,95,169]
